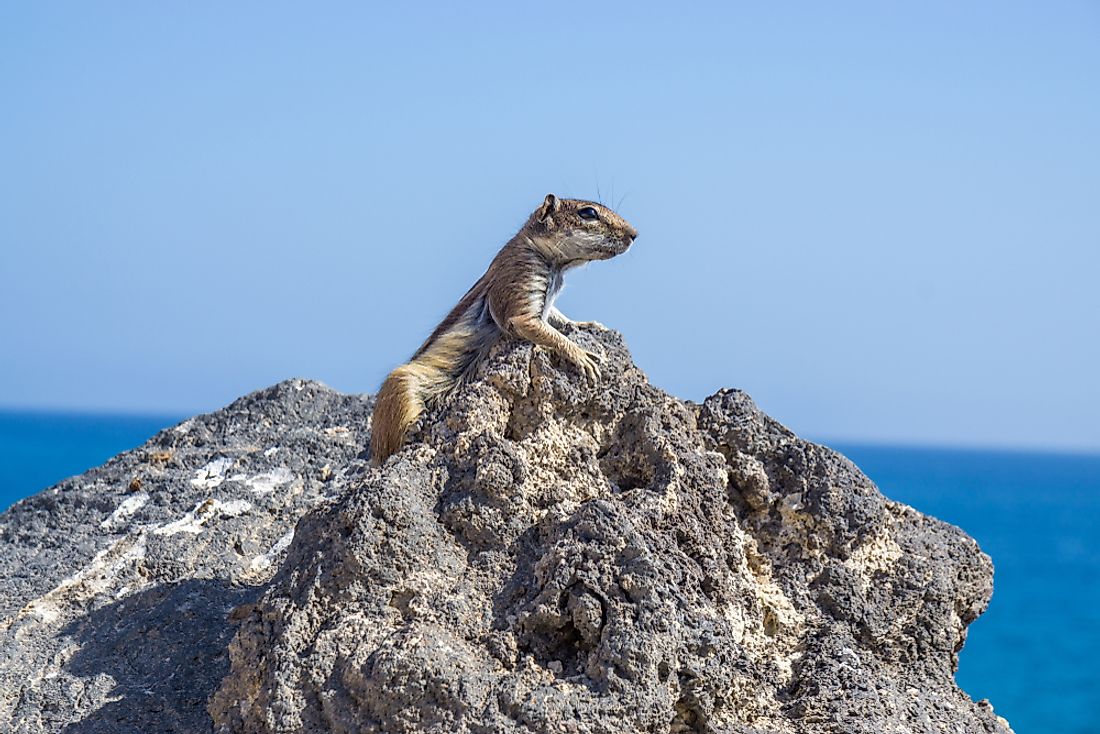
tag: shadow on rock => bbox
[58,579,260,734]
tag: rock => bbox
[0,328,1013,733]
[0,380,373,734]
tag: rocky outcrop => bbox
[0,381,372,734]
[0,327,1012,733]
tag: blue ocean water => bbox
[0,410,184,510]
[0,410,1095,732]
[835,443,1099,734]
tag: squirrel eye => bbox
[577,206,599,221]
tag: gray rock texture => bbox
[0,381,373,733]
[0,327,1013,733]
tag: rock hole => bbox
[615,472,649,492]
[544,621,584,677]
[763,608,779,637]
[503,414,522,442]
[670,702,704,733]
[388,589,415,621]
[600,449,656,494]
[700,575,718,597]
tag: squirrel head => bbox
[527,194,638,265]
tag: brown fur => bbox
[370,194,638,465]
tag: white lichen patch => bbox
[153,502,209,536]
[244,467,294,495]
[219,499,254,517]
[98,492,149,530]
[191,458,235,489]
[248,529,295,575]
[152,498,253,536]
[12,534,148,629]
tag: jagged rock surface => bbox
[0,381,373,734]
[0,328,1013,733]
[210,328,1010,734]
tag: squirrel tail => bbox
[370,364,429,466]
[370,323,499,466]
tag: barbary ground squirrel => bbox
[370,194,638,465]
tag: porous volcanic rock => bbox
[0,381,373,734]
[0,327,1013,733]
[209,327,1012,734]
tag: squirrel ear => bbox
[536,193,560,223]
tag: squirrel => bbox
[370,193,638,466]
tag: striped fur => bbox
[370,194,637,465]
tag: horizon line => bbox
[2,403,1097,460]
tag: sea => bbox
[0,410,1096,733]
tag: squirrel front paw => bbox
[570,348,602,383]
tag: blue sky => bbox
[1,2,1097,452]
